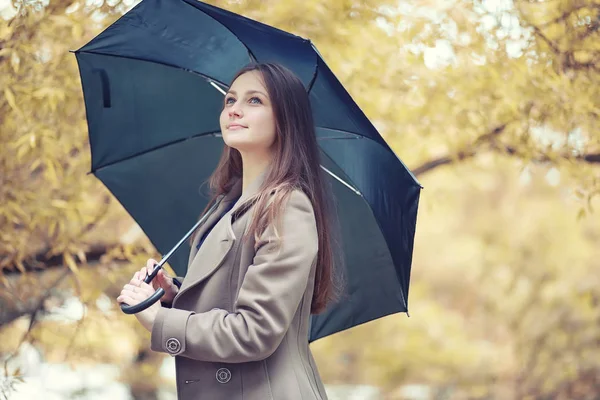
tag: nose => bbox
[228,103,243,119]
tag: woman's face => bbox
[220,70,277,156]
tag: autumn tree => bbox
[1,0,600,398]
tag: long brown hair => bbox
[205,63,342,314]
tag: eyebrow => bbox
[226,89,268,97]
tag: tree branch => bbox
[412,120,600,178]
[412,123,508,177]
[2,244,112,274]
[498,143,600,164]
[530,24,562,54]
[412,149,476,177]
[539,4,599,27]
[0,268,70,329]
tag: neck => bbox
[240,150,272,193]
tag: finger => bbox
[120,288,137,298]
[139,282,157,296]
[146,265,157,279]
[159,269,172,280]
[122,288,149,303]
[123,284,139,292]
[146,258,157,269]
[138,284,158,299]
[158,270,173,287]
[124,282,150,297]
[150,277,161,291]
[159,269,171,279]
[154,271,163,288]
[117,295,138,305]
[157,270,167,286]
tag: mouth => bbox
[227,123,247,130]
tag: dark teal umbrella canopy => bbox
[75,0,421,342]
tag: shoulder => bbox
[282,189,317,239]
[276,189,318,253]
[261,187,313,216]
[286,189,314,216]
[253,188,318,253]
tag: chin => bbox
[223,134,246,147]
[223,138,253,152]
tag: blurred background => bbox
[1,0,599,399]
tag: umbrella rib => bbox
[91,131,221,173]
[93,129,363,198]
[210,81,227,95]
[205,80,418,190]
[319,166,362,196]
[318,148,409,311]
[317,127,422,189]
[317,127,363,140]
[76,50,231,90]
[307,43,323,94]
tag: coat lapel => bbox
[186,194,228,267]
[174,171,267,304]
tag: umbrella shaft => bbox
[148,199,222,280]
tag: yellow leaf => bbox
[72,24,83,40]
[45,160,58,184]
[4,88,20,113]
[8,202,27,219]
[63,252,79,275]
[16,144,29,161]
[11,50,20,74]
[49,15,74,27]
[48,220,58,238]
[30,158,42,172]
[51,199,69,209]
[32,88,51,99]
[0,24,12,41]
[15,260,25,273]
[13,133,31,148]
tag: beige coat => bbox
[150,175,328,400]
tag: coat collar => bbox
[186,169,268,265]
[177,169,269,305]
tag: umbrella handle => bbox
[120,264,165,314]
[119,199,223,315]
[120,288,165,314]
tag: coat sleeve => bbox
[150,190,318,362]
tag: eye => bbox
[224,96,235,105]
[248,96,262,104]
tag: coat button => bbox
[166,338,181,354]
[216,368,231,384]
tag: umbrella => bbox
[74,0,421,342]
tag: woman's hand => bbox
[141,259,180,304]
[117,270,161,332]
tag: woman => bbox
[117,62,340,400]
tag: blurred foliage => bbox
[1,0,600,399]
[312,159,600,399]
